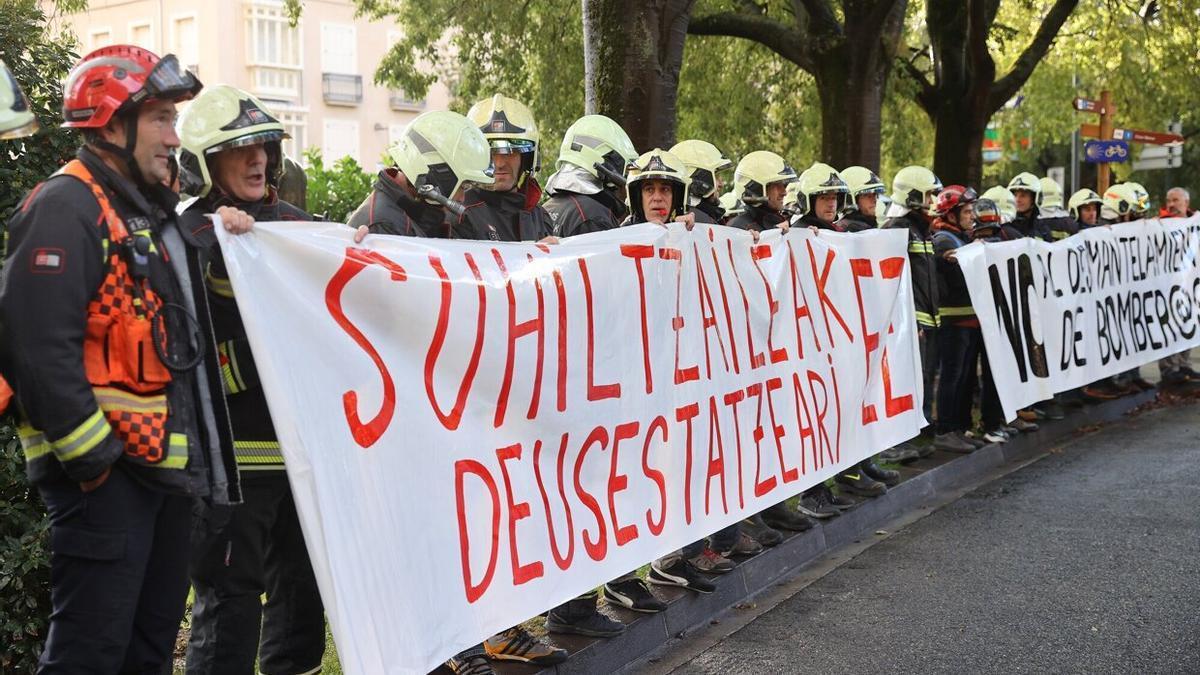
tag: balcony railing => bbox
[323,73,363,106]
[248,64,302,103]
[389,90,426,111]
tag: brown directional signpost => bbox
[1076,90,1185,193]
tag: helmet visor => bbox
[206,129,288,154]
[488,138,536,155]
[141,54,201,103]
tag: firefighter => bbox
[543,113,638,237]
[885,165,942,438]
[1006,172,1052,241]
[175,84,325,675]
[0,45,245,673]
[838,166,887,231]
[0,59,38,139]
[451,94,554,241]
[792,162,849,231]
[981,185,1016,224]
[1038,176,1077,240]
[726,150,797,232]
[670,139,733,224]
[1068,188,1103,229]
[718,189,744,223]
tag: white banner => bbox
[215,221,925,673]
[957,215,1200,420]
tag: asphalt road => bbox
[668,402,1200,675]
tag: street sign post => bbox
[1073,97,1105,114]
[1075,91,1186,189]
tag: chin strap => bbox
[89,112,156,191]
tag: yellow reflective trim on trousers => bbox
[219,342,247,394]
[54,409,109,462]
[145,433,189,470]
[18,425,51,461]
[93,387,167,415]
[915,311,940,327]
[206,265,235,298]
[235,440,284,465]
[939,306,975,316]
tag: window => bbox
[322,119,359,165]
[321,23,356,74]
[172,15,200,75]
[245,1,303,102]
[128,21,154,50]
[388,123,406,148]
[89,28,113,49]
[269,102,308,163]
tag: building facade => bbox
[48,0,452,170]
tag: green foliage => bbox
[0,2,76,669]
[303,147,374,224]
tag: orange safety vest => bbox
[13,160,183,467]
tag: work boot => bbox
[484,627,568,665]
[1017,408,1040,422]
[761,502,815,532]
[959,431,988,449]
[1130,377,1155,392]
[835,468,886,497]
[603,577,666,613]
[1010,418,1039,433]
[648,558,716,593]
[546,597,625,638]
[1081,381,1120,401]
[742,514,783,547]
[860,459,900,486]
[1034,399,1065,420]
[879,442,921,463]
[447,650,494,675]
[933,432,975,453]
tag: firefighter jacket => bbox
[727,204,787,232]
[838,208,878,232]
[453,179,553,242]
[689,198,724,225]
[931,219,977,327]
[180,188,310,471]
[885,209,940,329]
[543,187,627,238]
[0,148,239,502]
[794,211,845,232]
[346,169,452,238]
[1004,206,1053,242]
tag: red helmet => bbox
[935,184,977,216]
[63,45,201,128]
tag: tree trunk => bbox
[812,44,889,170]
[583,0,694,151]
[930,97,989,187]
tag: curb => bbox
[504,391,1155,675]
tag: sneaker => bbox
[546,598,626,638]
[835,469,886,496]
[823,486,858,510]
[484,627,568,665]
[879,443,920,463]
[742,515,783,547]
[798,491,840,519]
[447,652,494,675]
[1010,418,1038,433]
[648,559,716,593]
[688,548,735,574]
[1034,400,1065,420]
[861,459,900,486]
[959,431,988,449]
[999,424,1019,436]
[761,503,815,531]
[933,432,975,453]
[982,429,1008,444]
[719,530,764,557]
[603,577,666,613]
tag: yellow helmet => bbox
[626,149,688,223]
[1067,188,1103,220]
[840,166,886,199]
[890,165,942,213]
[176,84,287,198]
[797,162,850,216]
[0,60,37,140]
[719,189,744,218]
[1102,183,1139,220]
[1007,172,1042,197]
[1038,176,1064,209]
[981,185,1016,222]
[557,114,637,188]
[387,111,494,212]
[466,94,540,184]
[670,139,732,200]
[783,181,804,216]
[733,150,797,205]
[1124,181,1151,214]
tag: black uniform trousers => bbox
[37,463,192,674]
[186,471,324,675]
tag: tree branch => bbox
[989,0,1079,109]
[798,0,842,36]
[899,55,937,115]
[687,11,812,71]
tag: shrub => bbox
[302,147,374,224]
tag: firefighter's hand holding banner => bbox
[215,221,925,673]
[957,215,1200,420]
